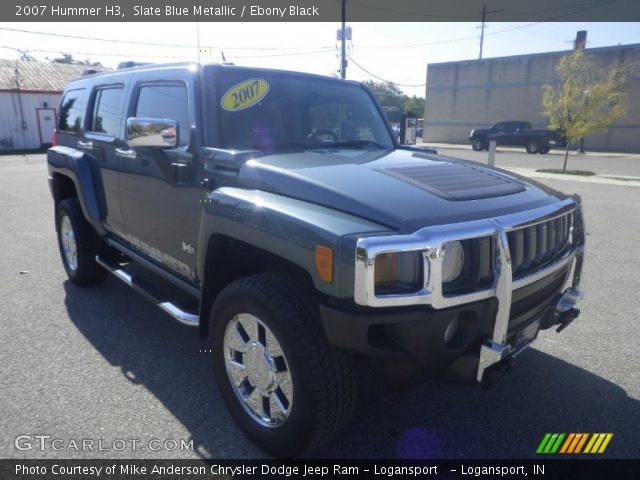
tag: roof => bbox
[0,59,95,92]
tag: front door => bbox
[119,80,201,283]
[37,108,57,146]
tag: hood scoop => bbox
[379,163,525,201]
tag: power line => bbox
[348,0,618,49]
[355,23,541,49]
[348,56,426,87]
[0,45,335,61]
[0,26,331,51]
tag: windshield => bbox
[208,68,394,152]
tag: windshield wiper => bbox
[326,140,388,149]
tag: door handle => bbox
[76,140,93,150]
[115,148,137,159]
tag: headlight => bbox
[374,251,424,296]
[441,241,464,283]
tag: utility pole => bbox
[575,30,588,153]
[478,4,503,60]
[340,0,347,79]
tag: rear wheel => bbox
[210,272,356,457]
[55,198,107,285]
[471,139,485,151]
[526,141,540,154]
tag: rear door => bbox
[57,84,127,236]
[118,71,201,283]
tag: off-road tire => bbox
[55,198,108,286]
[210,272,357,457]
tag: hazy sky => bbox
[1,22,638,96]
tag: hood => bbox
[236,148,567,232]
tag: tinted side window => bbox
[90,87,124,137]
[58,88,87,134]
[494,122,507,132]
[135,84,189,146]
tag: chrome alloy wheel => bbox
[223,313,293,427]
[60,215,78,271]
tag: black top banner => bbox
[4,0,640,22]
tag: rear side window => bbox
[58,88,87,134]
[135,84,190,146]
[90,86,124,137]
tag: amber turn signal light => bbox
[374,253,398,289]
[315,245,334,283]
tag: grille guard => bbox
[353,197,585,382]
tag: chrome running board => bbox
[96,256,199,327]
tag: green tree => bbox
[362,80,405,122]
[404,95,425,118]
[48,53,102,67]
[542,49,627,172]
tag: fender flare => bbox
[194,186,387,337]
[48,146,107,236]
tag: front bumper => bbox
[346,198,585,383]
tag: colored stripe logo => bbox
[537,433,613,454]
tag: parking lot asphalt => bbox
[1,153,639,459]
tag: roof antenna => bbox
[221,51,234,66]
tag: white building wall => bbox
[0,91,62,150]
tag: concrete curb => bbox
[503,167,640,187]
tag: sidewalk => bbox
[501,167,640,187]
[420,142,638,159]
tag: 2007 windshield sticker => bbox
[220,79,269,111]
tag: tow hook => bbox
[556,308,580,333]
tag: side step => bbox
[96,256,199,327]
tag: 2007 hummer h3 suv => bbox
[48,62,585,457]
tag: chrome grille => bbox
[508,211,573,279]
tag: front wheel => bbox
[471,139,485,151]
[55,198,107,285]
[526,141,540,154]
[210,273,356,457]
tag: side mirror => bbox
[126,117,178,148]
